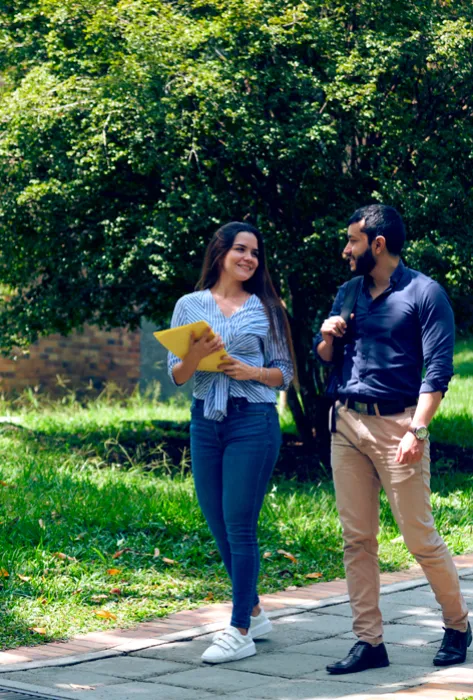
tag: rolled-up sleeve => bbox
[167,297,187,386]
[263,318,294,391]
[418,281,455,395]
[313,285,345,366]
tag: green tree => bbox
[1,0,473,445]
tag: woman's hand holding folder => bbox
[171,327,225,385]
[188,327,225,364]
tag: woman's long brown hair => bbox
[196,222,297,384]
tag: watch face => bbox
[415,427,429,440]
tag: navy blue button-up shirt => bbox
[314,261,455,401]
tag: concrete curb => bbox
[0,677,76,699]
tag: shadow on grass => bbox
[452,339,473,377]
[430,412,473,460]
[1,414,472,483]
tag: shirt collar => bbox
[364,259,406,290]
[390,259,406,288]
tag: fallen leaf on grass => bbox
[30,627,47,635]
[53,552,77,562]
[153,548,160,558]
[0,480,16,489]
[95,610,117,620]
[91,594,108,602]
[17,574,31,582]
[106,568,121,575]
[162,557,178,565]
[112,548,131,559]
[204,592,214,601]
[286,585,298,591]
[0,568,9,578]
[305,572,323,580]
[277,549,298,564]
[74,532,87,541]
[38,597,48,604]
[110,588,122,595]
[38,519,45,530]
[263,552,272,559]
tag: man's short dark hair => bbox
[348,204,406,255]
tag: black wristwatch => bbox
[409,425,429,441]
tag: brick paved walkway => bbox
[0,553,472,699]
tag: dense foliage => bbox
[1,0,473,438]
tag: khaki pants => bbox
[331,402,468,645]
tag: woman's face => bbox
[221,231,259,282]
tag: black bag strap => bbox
[329,275,363,434]
[339,275,363,323]
[332,275,363,364]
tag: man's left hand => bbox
[395,431,425,465]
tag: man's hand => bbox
[395,431,425,465]
[186,328,224,363]
[217,356,256,381]
[320,314,353,344]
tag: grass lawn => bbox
[0,342,472,650]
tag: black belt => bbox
[344,397,417,416]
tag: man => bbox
[315,204,470,675]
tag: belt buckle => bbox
[354,401,368,414]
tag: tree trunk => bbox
[286,277,331,464]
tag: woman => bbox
[167,222,295,663]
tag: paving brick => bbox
[424,664,473,687]
[0,667,128,689]
[225,677,378,699]
[307,664,436,687]
[460,583,473,598]
[285,637,365,658]
[272,612,353,637]
[169,603,232,623]
[380,589,439,607]
[220,651,329,678]
[67,681,213,700]
[316,602,439,624]
[384,688,473,699]
[394,617,444,631]
[159,667,271,692]
[340,623,443,647]
[77,656,190,680]
[0,651,41,665]
[132,639,211,665]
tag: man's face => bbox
[343,221,376,276]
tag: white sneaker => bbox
[212,609,272,642]
[249,609,272,639]
[202,626,256,664]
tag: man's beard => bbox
[353,247,376,276]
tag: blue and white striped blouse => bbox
[167,290,293,422]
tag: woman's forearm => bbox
[249,366,284,388]
[172,356,200,385]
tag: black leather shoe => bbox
[326,641,389,675]
[433,622,472,666]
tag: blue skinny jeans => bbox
[190,397,282,630]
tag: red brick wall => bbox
[0,325,140,394]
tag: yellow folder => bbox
[154,321,229,372]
